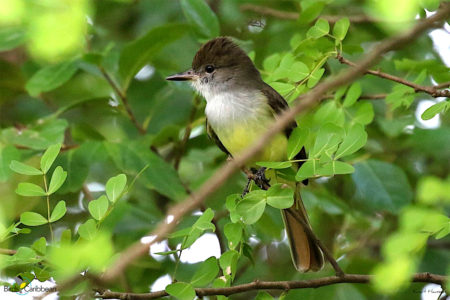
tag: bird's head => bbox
[166,37,261,98]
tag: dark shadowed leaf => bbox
[191,257,219,287]
[119,24,186,90]
[180,0,220,40]
[25,60,79,96]
[352,160,413,213]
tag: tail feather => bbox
[282,185,324,272]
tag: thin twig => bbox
[286,208,344,277]
[77,3,450,284]
[99,66,146,134]
[337,54,450,98]
[240,4,380,23]
[96,272,447,299]
[0,248,17,255]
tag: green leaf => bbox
[0,145,21,182]
[191,257,219,287]
[88,195,109,221]
[166,282,196,300]
[9,160,42,176]
[50,200,66,223]
[299,1,325,24]
[266,184,294,209]
[272,54,309,82]
[352,160,413,213]
[40,143,62,174]
[314,101,345,127]
[60,229,71,245]
[25,60,79,97]
[333,17,350,41]
[296,160,316,181]
[307,68,325,88]
[255,291,274,300]
[307,19,330,39]
[48,166,67,195]
[219,250,239,278]
[32,237,47,256]
[0,27,27,51]
[78,219,97,240]
[335,124,367,159]
[351,101,374,125]
[332,161,355,174]
[287,127,309,160]
[119,24,186,89]
[106,174,127,203]
[263,53,281,72]
[224,223,243,250]
[421,101,449,120]
[180,0,220,40]
[105,141,188,201]
[255,161,292,169]
[236,190,266,224]
[16,182,46,197]
[270,82,295,96]
[20,212,48,226]
[343,82,361,107]
[311,123,344,158]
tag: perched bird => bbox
[166,37,323,271]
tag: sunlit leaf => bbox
[16,182,46,197]
[40,144,62,174]
[166,282,196,300]
[88,195,109,221]
[10,160,42,176]
[48,166,67,195]
[20,212,47,226]
[49,200,66,223]
[106,174,127,203]
[266,184,294,209]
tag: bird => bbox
[166,37,324,272]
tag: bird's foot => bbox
[241,177,252,198]
[253,167,270,190]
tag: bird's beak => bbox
[166,69,197,81]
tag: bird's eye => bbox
[205,65,215,73]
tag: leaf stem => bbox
[43,174,54,241]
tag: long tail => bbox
[282,184,324,272]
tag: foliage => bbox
[0,0,449,299]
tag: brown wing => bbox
[261,83,307,162]
[206,118,231,157]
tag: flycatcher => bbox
[166,37,323,272]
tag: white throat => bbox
[192,80,271,131]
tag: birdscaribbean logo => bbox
[3,273,56,295]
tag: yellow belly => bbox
[218,123,288,164]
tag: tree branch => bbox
[96,272,447,299]
[99,66,146,135]
[98,4,450,283]
[240,4,380,23]
[336,54,450,98]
